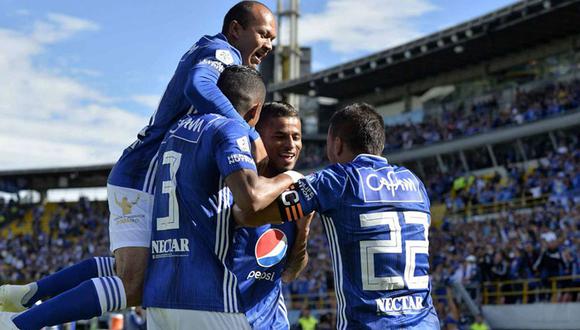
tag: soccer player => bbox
[142,66,301,329]
[0,0,276,326]
[231,102,312,329]
[235,103,440,329]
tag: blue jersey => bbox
[230,223,296,329]
[142,113,256,312]
[288,154,438,329]
[108,33,258,193]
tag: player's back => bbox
[301,154,439,329]
[142,112,254,313]
[108,33,241,192]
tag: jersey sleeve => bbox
[213,120,257,178]
[184,46,261,142]
[278,164,347,221]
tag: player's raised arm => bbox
[225,169,300,215]
[233,164,346,227]
[185,2,276,163]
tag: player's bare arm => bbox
[282,212,313,282]
[225,168,299,215]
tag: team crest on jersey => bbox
[215,49,234,65]
[255,229,288,267]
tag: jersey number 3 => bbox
[359,211,429,291]
[157,151,182,231]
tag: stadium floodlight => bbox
[404,51,412,59]
[421,45,428,53]
[454,45,464,53]
[451,34,459,42]
[370,61,377,69]
[465,29,473,38]
[323,76,330,83]
[309,81,316,88]
[355,67,362,74]
[308,89,316,97]
[437,40,445,47]
[338,71,345,79]
[386,56,393,64]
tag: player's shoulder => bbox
[195,33,241,65]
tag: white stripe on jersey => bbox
[216,178,238,313]
[321,216,348,330]
[143,151,159,193]
[277,293,289,325]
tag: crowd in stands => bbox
[0,198,110,283]
[384,79,580,151]
[0,198,27,228]
[428,135,580,208]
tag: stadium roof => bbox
[0,164,112,193]
[270,0,580,99]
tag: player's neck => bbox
[262,165,281,178]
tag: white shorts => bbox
[147,308,251,330]
[107,184,153,252]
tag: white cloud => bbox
[131,94,160,111]
[0,14,147,170]
[299,0,437,53]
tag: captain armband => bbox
[277,185,305,222]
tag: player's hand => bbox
[283,170,304,183]
[296,212,314,234]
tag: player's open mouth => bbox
[252,50,267,64]
[280,152,295,162]
[252,54,262,64]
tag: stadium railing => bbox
[446,194,550,220]
[482,275,580,304]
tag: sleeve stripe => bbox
[290,205,298,220]
[297,203,304,218]
[285,207,292,221]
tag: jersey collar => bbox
[354,153,388,163]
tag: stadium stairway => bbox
[40,203,57,236]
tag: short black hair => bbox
[329,103,385,155]
[222,1,271,34]
[256,101,299,130]
[217,65,266,115]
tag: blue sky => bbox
[0,0,516,170]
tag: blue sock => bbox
[25,257,115,307]
[13,276,126,330]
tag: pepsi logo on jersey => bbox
[255,228,288,267]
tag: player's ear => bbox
[334,136,344,158]
[244,102,262,124]
[229,20,243,40]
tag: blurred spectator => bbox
[470,314,490,330]
[297,308,318,330]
